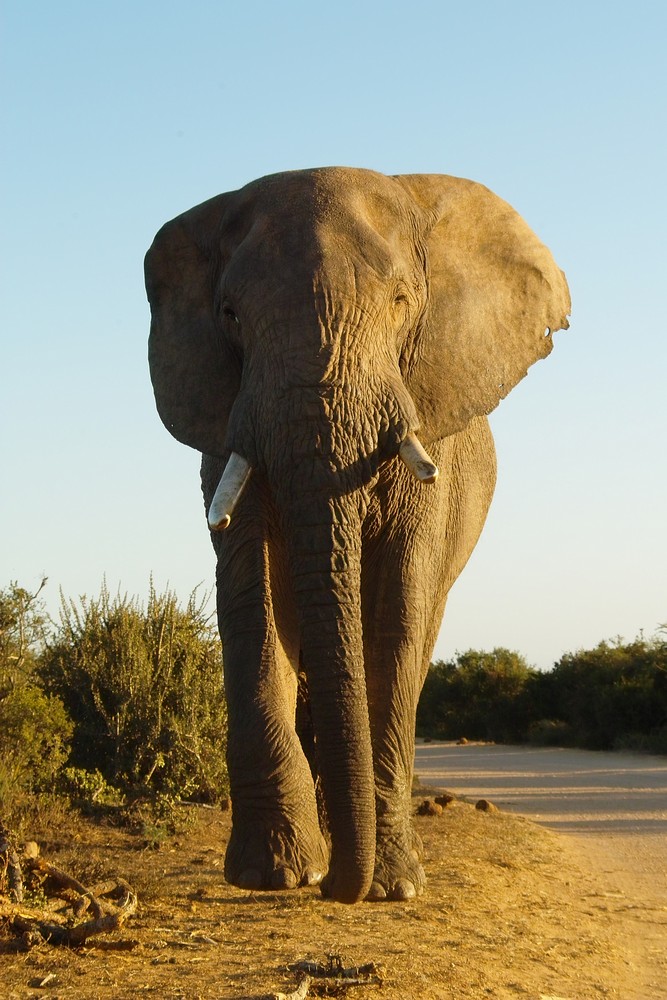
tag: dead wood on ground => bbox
[0,827,137,950]
[0,824,24,902]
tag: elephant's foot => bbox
[365,826,426,901]
[411,827,424,860]
[225,805,329,892]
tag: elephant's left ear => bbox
[146,193,241,457]
[396,174,571,443]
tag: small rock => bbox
[22,841,40,859]
[434,794,455,808]
[417,798,443,816]
[475,799,498,812]
[456,737,469,745]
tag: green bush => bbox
[417,648,537,742]
[38,582,229,803]
[0,579,75,826]
[417,631,667,753]
[0,579,48,691]
[57,766,124,809]
[526,718,574,747]
[644,726,667,755]
[0,683,73,793]
[119,791,197,847]
[548,637,667,751]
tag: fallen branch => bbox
[72,877,134,918]
[1,832,138,950]
[288,954,383,988]
[273,975,311,1000]
[11,891,137,948]
[0,824,24,902]
[25,857,104,919]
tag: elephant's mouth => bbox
[207,431,439,532]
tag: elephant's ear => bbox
[396,174,571,443]
[145,194,240,456]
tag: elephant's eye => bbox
[392,290,410,321]
[392,284,411,310]
[222,302,239,324]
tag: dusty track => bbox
[2,745,666,998]
[416,742,667,997]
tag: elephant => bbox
[145,167,570,904]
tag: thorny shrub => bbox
[39,582,229,803]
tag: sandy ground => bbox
[2,744,666,999]
[416,742,667,996]
[3,797,660,1000]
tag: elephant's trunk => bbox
[286,492,375,903]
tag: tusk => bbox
[399,432,439,484]
[207,452,252,531]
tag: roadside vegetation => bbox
[417,633,667,753]
[0,579,228,838]
[0,577,664,836]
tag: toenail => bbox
[391,878,417,900]
[237,868,263,890]
[271,867,298,890]
[366,880,388,901]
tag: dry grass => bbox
[0,796,654,999]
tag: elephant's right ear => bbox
[146,194,240,456]
[396,174,571,443]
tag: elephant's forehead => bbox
[231,169,417,283]
[244,165,401,209]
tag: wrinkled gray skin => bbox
[146,167,570,904]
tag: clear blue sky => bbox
[2,1,665,668]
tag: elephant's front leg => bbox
[361,453,456,901]
[362,605,434,902]
[213,477,328,892]
[362,426,495,900]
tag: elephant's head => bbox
[145,168,570,902]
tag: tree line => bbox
[416,638,667,753]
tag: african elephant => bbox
[145,167,570,904]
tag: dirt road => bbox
[3,747,666,998]
[416,742,667,995]
[415,742,667,833]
